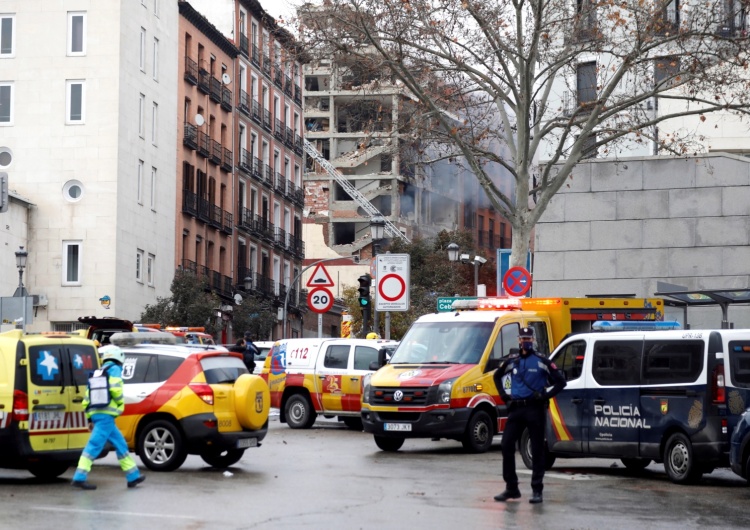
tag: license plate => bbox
[384,423,412,432]
[237,437,258,449]
[34,411,64,422]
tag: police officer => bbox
[72,345,145,490]
[492,327,566,504]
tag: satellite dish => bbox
[234,293,243,305]
[222,73,231,85]
[194,113,205,126]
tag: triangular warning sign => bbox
[306,264,335,287]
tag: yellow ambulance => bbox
[0,330,100,478]
[361,296,664,453]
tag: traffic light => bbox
[357,274,372,307]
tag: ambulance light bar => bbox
[451,297,522,311]
[110,332,177,346]
[592,321,682,331]
[164,326,205,332]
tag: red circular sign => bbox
[503,266,532,297]
[378,273,406,302]
[307,287,334,313]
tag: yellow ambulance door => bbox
[317,343,350,414]
[346,344,379,412]
[25,341,70,451]
[65,342,100,449]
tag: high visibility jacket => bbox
[83,360,125,418]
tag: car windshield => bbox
[200,356,249,384]
[389,321,494,364]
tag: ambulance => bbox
[361,296,664,453]
[0,330,100,478]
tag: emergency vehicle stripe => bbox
[548,397,573,441]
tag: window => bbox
[0,82,12,124]
[591,340,642,386]
[0,14,14,57]
[642,340,703,384]
[139,27,146,71]
[324,345,350,369]
[154,0,160,17]
[553,340,587,381]
[66,80,85,124]
[138,93,145,137]
[137,159,144,204]
[67,12,86,55]
[151,102,158,144]
[150,166,156,209]
[63,179,84,202]
[654,56,680,89]
[62,241,82,285]
[576,62,597,107]
[354,346,378,370]
[580,134,597,159]
[136,249,144,282]
[729,340,750,387]
[152,38,159,80]
[147,253,155,286]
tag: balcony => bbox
[251,44,260,67]
[221,147,233,173]
[240,32,248,57]
[221,86,232,111]
[255,273,275,298]
[221,208,233,234]
[274,172,285,194]
[182,189,199,216]
[210,139,222,165]
[294,135,303,156]
[294,85,302,106]
[237,266,254,290]
[237,207,255,234]
[284,75,293,97]
[180,259,197,275]
[263,163,273,188]
[274,119,284,141]
[239,89,251,117]
[184,56,198,85]
[275,226,288,251]
[262,55,271,78]
[262,109,272,131]
[285,127,295,149]
[210,77,222,103]
[198,68,210,94]
[256,214,275,242]
[239,148,252,174]
[209,204,223,229]
[252,157,264,182]
[274,65,283,88]
[196,130,210,158]
[252,100,261,124]
[290,236,305,259]
[183,123,198,150]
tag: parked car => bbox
[730,408,750,481]
[78,316,135,345]
[109,332,270,471]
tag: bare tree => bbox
[296,0,750,265]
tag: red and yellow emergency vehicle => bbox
[361,296,664,453]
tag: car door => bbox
[347,344,379,411]
[117,352,161,442]
[546,338,587,454]
[65,341,100,449]
[317,342,351,414]
[25,339,71,451]
[586,338,643,457]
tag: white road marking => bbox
[34,506,199,520]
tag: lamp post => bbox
[14,246,28,333]
[447,242,486,297]
[369,215,386,337]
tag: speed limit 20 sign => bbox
[307,287,334,314]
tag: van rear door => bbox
[547,338,588,453]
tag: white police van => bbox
[521,325,743,484]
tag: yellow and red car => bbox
[110,332,269,471]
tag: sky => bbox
[263,0,302,25]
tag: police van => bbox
[525,326,744,483]
[0,330,100,478]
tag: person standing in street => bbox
[72,345,145,490]
[243,331,260,374]
[493,327,566,504]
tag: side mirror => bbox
[485,357,500,373]
[369,346,389,371]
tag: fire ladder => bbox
[303,139,411,243]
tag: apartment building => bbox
[187,0,306,338]
[0,0,178,330]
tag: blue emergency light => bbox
[592,320,682,331]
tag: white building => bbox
[0,0,178,330]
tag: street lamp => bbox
[14,246,28,333]
[447,242,486,297]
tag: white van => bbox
[523,329,738,484]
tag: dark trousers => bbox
[500,403,547,493]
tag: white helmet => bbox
[99,345,125,364]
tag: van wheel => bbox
[200,448,245,469]
[621,458,651,472]
[138,420,188,472]
[519,428,556,471]
[285,394,316,429]
[461,410,493,453]
[342,417,363,431]
[374,435,404,451]
[28,462,69,480]
[663,432,702,484]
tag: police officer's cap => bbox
[519,327,534,339]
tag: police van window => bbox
[68,344,99,386]
[642,340,703,385]
[727,341,750,388]
[156,355,183,382]
[554,340,586,381]
[122,353,155,384]
[526,321,550,355]
[591,340,642,386]
[493,323,521,360]
[29,345,64,387]
[324,345,350,369]
[353,346,378,370]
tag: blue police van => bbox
[520,327,750,484]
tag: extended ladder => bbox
[303,139,411,243]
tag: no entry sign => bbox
[374,254,410,311]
